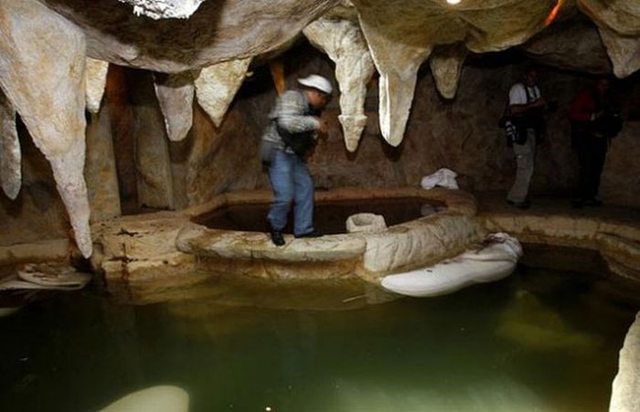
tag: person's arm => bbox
[275,91,320,133]
[568,90,593,123]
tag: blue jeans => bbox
[267,150,315,236]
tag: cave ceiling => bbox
[0,0,639,257]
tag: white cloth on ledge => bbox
[420,168,459,190]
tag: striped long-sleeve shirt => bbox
[262,90,320,150]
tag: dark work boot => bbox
[270,229,285,246]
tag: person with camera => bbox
[568,77,622,208]
[505,67,547,209]
[260,74,331,246]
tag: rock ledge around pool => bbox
[90,187,482,293]
[176,187,483,282]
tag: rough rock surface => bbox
[521,16,612,74]
[85,57,109,114]
[577,0,640,79]
[0,0,640,256]
[44,0,340,72]
[303,15,375,151]
[92,187,478,288]
[85,108,121,222]
[0,0,91,256]
[478,196,640,282]
[0,125,70,248]
[598,27,640,79]
[153,71,196,142]
[352,0,556,145]
[92,211,198,301]
[610,312,640,412]
[194,58,252,128]
[0,91,20,200]
[2,0,640,261]
[579,0,640,36]
[131,72,175,209]
[1,0,338,256]
[429,43,467,99]
[118,0,205,20]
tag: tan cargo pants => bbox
[507,129,536,204]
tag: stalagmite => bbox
[429,43,467,99]
[303,15,375,152]
[194,58,252,127]
[85,58,109,114]
[0,91,21,200]
[0,0,92,257]
[117,0,206,20]
[153,71,196,141]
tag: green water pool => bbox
[0,262,637,411]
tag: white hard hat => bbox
[297,74,333,95]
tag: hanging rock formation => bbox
[597,27,640,79]
[153,71,196,142]
[194,58,252,128]
[521,15,613,74]
[0,0,92,257]
[429,43,467,100]
[351,0,557,146]
[85,58,109,114]
[578,0,640,78]
[303,7,375,152]
[0,0,338,256]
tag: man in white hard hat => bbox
[260,74,332,246]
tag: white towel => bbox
[420,168,459,190]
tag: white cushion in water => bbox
[381,233,522,298]
[100,385,189,412]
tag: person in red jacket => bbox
[568,77,620,208]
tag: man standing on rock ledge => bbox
[568,77,622,209]
[505,67,548,209]
[261,74,332,246]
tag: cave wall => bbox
[196,43,640,207]
[0,120,69,246]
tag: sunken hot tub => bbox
[175,187,483,283]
